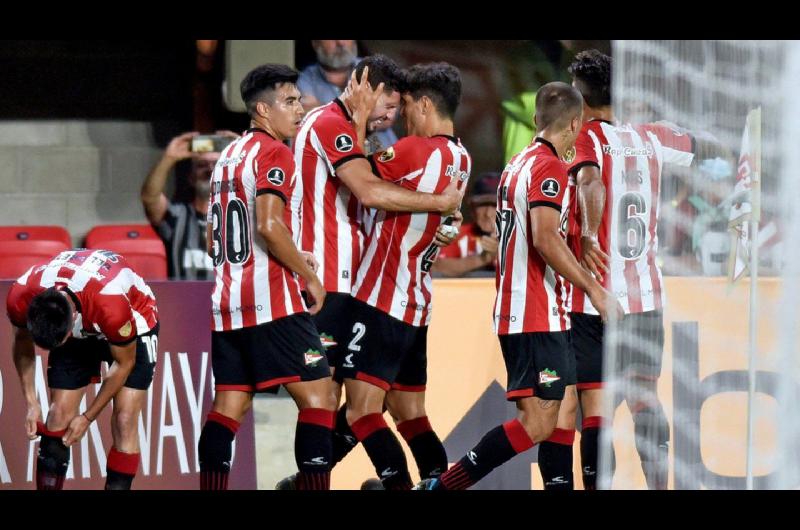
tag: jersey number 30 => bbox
[211,199,252,266]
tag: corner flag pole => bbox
[745,108,762,491]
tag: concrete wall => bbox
[0,121,163,246]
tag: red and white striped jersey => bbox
[292,98,367,295]
[6,249,158,345]
[493,138,572,335]
[567,120,694,315]
[352,135,471,327]
[208,128,306,332]
[438,223,484,259]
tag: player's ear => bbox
[256,100,270,120]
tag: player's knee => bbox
[112,409,140,444]
[517,405,559,443]
[386,396,425,424]
[632,405,670,457]
[47,402,76,430]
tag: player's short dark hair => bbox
[405,62,462,119]
[354,54,406,93]
[568,49,612,108]
[27,287,72,350]
[535,82,584,131]
[240,63,299,117]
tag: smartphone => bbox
[190,135,234,153]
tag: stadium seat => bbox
[0,225,72,248]
[0,240,71,280]
[85,224,167,280]
[0,226,73,279]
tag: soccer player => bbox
[288,54,463,481]
[415,81,621,491]
[198,64,337,491]
[334,62,471,490]
[555,49,715,490]
[7,249,159,490]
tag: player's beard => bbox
[317,45,357,70]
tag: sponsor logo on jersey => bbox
[304,349,324,366]
[541,178,560,198]
[378,146,395,162]
[539,368,560,387]
[267,167,285,186]
[602,144,654,158]
[335,134,354,153]
[445,164,469,182]
[118,321,133,338]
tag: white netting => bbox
[600,40,795,489]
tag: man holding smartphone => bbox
[140,130,237,280]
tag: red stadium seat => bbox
[0,225,72,248]
[0,226,73,279]
[85,224,167,280]
[0,240,71,280]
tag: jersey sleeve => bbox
[313,115,366,173]
[569,128,601,175]
[642,122,695,167]
[528,157,567,211]
[368,137,422,183]
[95,296,138,346]
[6,281,34,328]
[254,143,295,204]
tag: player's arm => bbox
[530,205,621,323]
[63,336,136,446]
[336,158,462,214]
[256,193,326,315]
[12,326,42,440]
[575,165,610,281]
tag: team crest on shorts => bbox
[304,349,324,366]
[378,146,395,162]
[267,168,285,186]
[541,178,560,198]
[319,333,337,348]
[335,134,354,153]
[539,368,560,387]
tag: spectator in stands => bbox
[140,131,237,280]
[297,40,398,154]
[432,171,500,277]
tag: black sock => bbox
[632,404,670,490]
[439,419,534,490]
[295,408,334,490]
[105,448,140,490]
[538,428,574,490]
[351,413,412,490]
[396,416,447,479]
[198,411,239,490]
[37,432,69,491]
[331,405,358,466]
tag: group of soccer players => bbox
[7,47,716,490]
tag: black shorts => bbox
[570,310,665,387]
[47,323,159,391]
[336,298,428,392]
[211,312,331,394]
[308,291,355,371]
[498,330,570,401]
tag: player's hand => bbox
[479,235,499,257]
[25,403,42,440]
[348,66,384,128]
[438,178,466,214]
[588,286,624,324]
[580,235,609,282]
[305,278,327,316]
[301,251,319,273]
[62,414,91,447]
[164,131,201,162]
[434,210,463,247]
